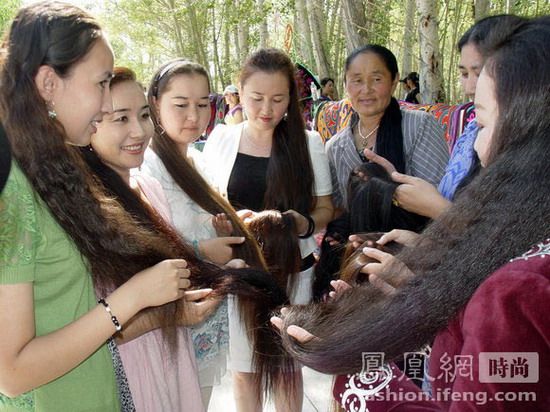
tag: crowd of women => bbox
[0,1,548,412]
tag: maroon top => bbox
[334,239,550,411]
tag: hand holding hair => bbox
[128,259,190,309]
[198,236,246,265]
[391,172,451,219]
[377,229,420,247]
[223,258,248,269]
[328,279,352,299]
[361,247,415,293]
[236,208,257,223]
[270,307,318,344]
[363,148,397,175]
[212,213,233,237]
[180,288,221,326]
[348,233,378,250]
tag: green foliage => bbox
[0,0,21,39]
[95,0,548,101]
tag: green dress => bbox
[0,162,119,412]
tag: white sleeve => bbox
[201,124,228,187]
[307,130,333,197]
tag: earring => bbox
[47,101,57,119]
[283,112,288,121]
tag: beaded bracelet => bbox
[298,213,315,239]
[98,298,122,332]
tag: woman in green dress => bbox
[0,2,191,411]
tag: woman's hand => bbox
[328,279,352,299]
[223,258,248,269]
[376,229,420,248]
[179,289,222,326]
[236,209,257,223]
[199,237,245,265]
[347,234,378,250]
[128,259,190,310]
[392,172,451,219]
[360,248,415,295]
[283,209,309,235]
[363,149,451,219]
[212,213,233,237]
[270,307,318,343]
[363,148,397,174]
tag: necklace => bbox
[358,119,379,149]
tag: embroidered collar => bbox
[510,238,550,262]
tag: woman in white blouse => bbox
[202,48,333,412]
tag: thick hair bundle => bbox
[313,162,427,300]
[82,148,298,397]
[279,17,550,375]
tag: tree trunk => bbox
[211,7,224,90]
[167,0,185,56]
[295,0,315,66]
[416,0,445,102]
[327,0,341,56]
[184,0,208,67]
[401,0,416,77]
[341,0,368,53]
[258,0,269,48]
[223,7,231,83]
[306,0,332,78]
[237,0,249,62]
[475,0,490,20]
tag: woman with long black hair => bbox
[202,48,334,412]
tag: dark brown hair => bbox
[313,162,427,300]
[147,59,266,269]
[82,142,298,396]
[339,234,402,285]
[146,60,301,395]
[239,48,315,215]
[246,210,302,295]
[0,1,200,348]
[279,17,550,375]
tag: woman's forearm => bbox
[0,281,142,397]
[310,195,334,232]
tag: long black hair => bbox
[312,162,428,300]
[239,48,316,215]
[81,144,299,396]
[344,45,405,173]
[280,16,550,374]
[147,59,266,269]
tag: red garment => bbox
[334,239,550,411]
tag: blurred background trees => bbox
[3,0,549,103]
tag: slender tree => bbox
[416,0,445,102]
[401,0,416,78]
[307,0,332,78]
[475,0,490,20]
[341,0,368,53]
